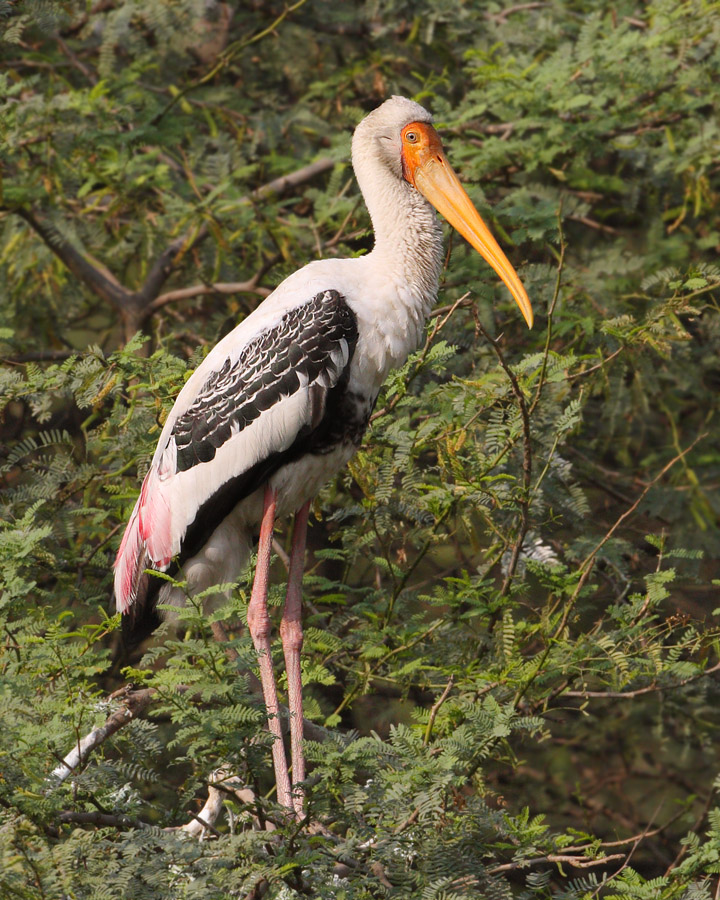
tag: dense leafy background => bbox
[1,0,720,897]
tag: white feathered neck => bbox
[351,96,444,317]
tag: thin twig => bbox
[589,801,666,897]
[429,296,475,319]
[55,34,97,83]
[485,2,548,24]
[567,214,619,235]
[530,204,565,414]
[423,675,454,746]
[664,784,716,875]
[563,659,720,699]
[148,0,310,129]
[554,432,707,639]
[476,324,532,595]
[567,347,624,381]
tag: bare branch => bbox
[149,279,272,313]
[49,652,332,789]
[135,224,210,310]
[58,810,146,829]
[487,851,625,875]
[567,214,620,235]
[554,432,708,638]
[180,768,277,837]
[180,769,227,837]
[485,2,548,24]
[248,158,334,203]
[49,686,154,785]
[55,34,98,84]
[513,433,707,710]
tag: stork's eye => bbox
[405,131,418,143]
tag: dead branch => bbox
[49,686,155,785]
[180,766,234,837]
[487,851,625,874]
[180,768,277,837]
[49,667,330,790]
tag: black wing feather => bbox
[173,289,358,472]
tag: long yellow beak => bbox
[402,123,533,329]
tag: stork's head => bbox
[353,96,533,328]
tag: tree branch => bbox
[149,279,272,313]
[49,686,155,785]
[15,208,131,312]
[487,851,625,875]
[563,659,720,700]
[134,223,211,310]
[58,810,146,829]
[49,658,331,790]
[247,158,334,203]
[553,432,708,639]
[423,675,454,746]
[179,768,277,837]
[12,157,334,340]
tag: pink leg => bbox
[280,499,311,818]
[246,485,292,811]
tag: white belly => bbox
[160,442,358,610]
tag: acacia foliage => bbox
[1,0,720,897]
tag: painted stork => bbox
[114,96,533,818]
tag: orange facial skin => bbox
[401,122,447,185]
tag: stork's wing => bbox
[114,289,358,613]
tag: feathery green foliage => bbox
[1,0,719,896]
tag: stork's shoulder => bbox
[187,259,365,377]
